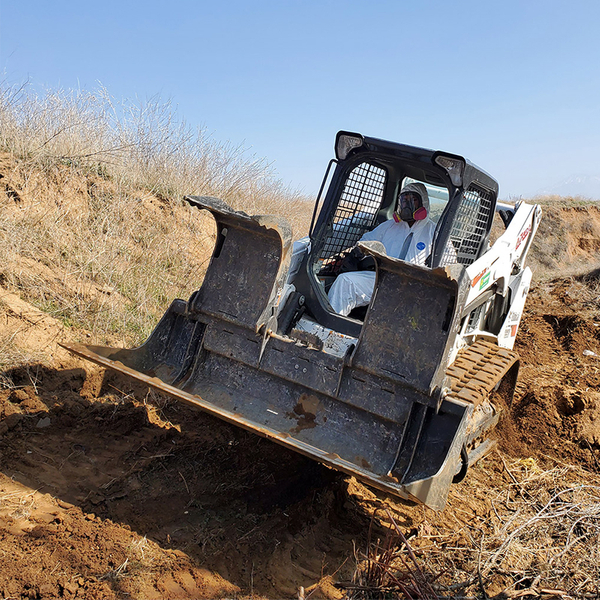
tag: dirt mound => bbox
[528,202,600,276]
[0,360,364,599]
[497,274,600,472]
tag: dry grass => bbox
[0,83,306,206]
[478,463,600,596]
[0,486,37,520]
[524,201,600,281]
[0,174,216,342]
[341,455,600,599]
[0,82,313,344]
[530,195,599,208]
[574,270,600,313]
[410,457,600,598]
[0,332,46,390]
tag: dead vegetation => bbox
[340,508,441,600]
[477,461,600,596]
[444,458,600,598]
[0,83,303,208]
[526,199,600,279]
[337,456,600,600]
[0,83,313,345]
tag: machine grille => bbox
[448,184,494,265]
[317,162,386,273]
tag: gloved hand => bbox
[339,246,376,273]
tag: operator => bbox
[328,182,435,316]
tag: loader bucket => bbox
[62,196,474,510]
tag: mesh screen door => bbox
[316,162,387,274]
[447,184,494,266]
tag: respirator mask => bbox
[394,191,427,223]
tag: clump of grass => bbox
[0,82,313,344]
[400,456,600,598]
[0,331,46,389]
[341,508,441,599]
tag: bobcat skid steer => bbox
[63,131,541,510]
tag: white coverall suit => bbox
[328,182,435,316]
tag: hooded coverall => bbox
[328,182,436,316]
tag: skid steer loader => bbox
[63,131,541,510]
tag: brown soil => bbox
[2,216,600,598]
[506,275,600,471]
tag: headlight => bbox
[434,154,465,187]
[335,132,363,160]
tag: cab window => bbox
[316,162,387,274]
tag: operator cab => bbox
[283,132,499,344]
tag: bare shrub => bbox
[0,82,312,219]
[342,508,441,599]
[0,82,313,343]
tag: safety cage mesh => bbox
[317,162,387,273]
[447,184,494,266]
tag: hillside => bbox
[1,152,600,599]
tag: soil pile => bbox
[507,273,600,471]
[0,365,350,599]
[528,202,600,276]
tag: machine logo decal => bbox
[515,225,532,250]
[471,268,488,288]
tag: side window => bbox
[448,184,494,265]
[316,162,387,273]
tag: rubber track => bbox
[446,339,519,407]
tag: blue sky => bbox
[1,0,599,199]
